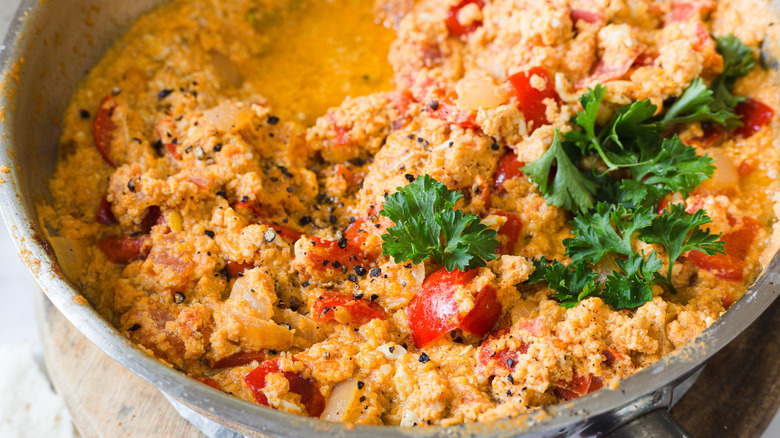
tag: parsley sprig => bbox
[525,35,753,309]
[524,35,754,214]
[530,203,725,308]
[380,175,498,272]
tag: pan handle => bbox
[605,409,691,438]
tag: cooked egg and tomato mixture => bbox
[41,0,780,426]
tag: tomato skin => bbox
[428,89,478,128]
[493,210,523,255]
[734,98,774,139]
[570,9,603,25]
[195,377,220,390]
[408,267,501,348]
[311,293,386,325]
[225,261,254,278]
[244,359,325,417]
[688,217,760,281]
[93,95,117,167]
[306,237,367,271]
[553,374,603,401]
[266,223,303,242]
[95,194,117,225]
[344,218,369,248]
[233,200,274,219]
[139,206,162,234]
[97,235,148,264]
[211,351,267,369]
[459,285,500,336]
[445,0,486,37]
[493,152,525,190]
[508,67,560,132]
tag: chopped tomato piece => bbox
[686,123,725,149]
[459,285,500,336]
[445,0,485,37]
[95,194,116,225]
[165,142,181,160]
[244,359,325,417]
[211,351,267,369]
[570,9,603,25]
[97,235,148,264]
[508,67,560,132]
[266,223,303,242]
[428,89,478,128]
[734,98,774,139]
[306,237,367,271]
[688,216,760,281]
[232,200,275,219]
[408,267,501,348]
[721,292,735,309]
[576,51,643,89]
[225,261,254,278]
[344,218,369,248]
[493,210,523,254]
[335,164,364,187]
[93,95,117,167]
[493,152,525,190]
[737,160,756,178]
[139,206,162,234]
[553,374,603,401]
[195,377,220,390]
[311,293,386,325]
[667,1,716,22]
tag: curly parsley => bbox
[380,174,498,272]
[532,203,725,309]
[523,35,753,309]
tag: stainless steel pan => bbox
[1,0,779,436]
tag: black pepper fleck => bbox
[213,143,223,152]
[357,381,365,389]
[267,115,280,125]
[299,216,312,226]
[428,100,440,111]
[127,324,141,332]
[79,109,91,119]
[404,174,415,182]
[354,266,367,276]
[174,292,185,304]
[338,237,348,249]
[158,89,174,99]
[369,267,381,277]
[491,143,500,151]
[418,352,430,363]
[204,230,215,238]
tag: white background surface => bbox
[1,1,780,436]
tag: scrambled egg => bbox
[41,0,780,426]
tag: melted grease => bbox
[246,0,396,126]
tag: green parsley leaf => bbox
[711,35,755,127]
[522,130,598,213]
[564,203,655,264]
[601,252,663,309]
[662,78,735,126]
[620,136,716,207]
[380,174,498,272]
[639,204,725,292]
[528,257,600,308]
[664,36,755,129]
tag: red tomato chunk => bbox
[408,267,500,348]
